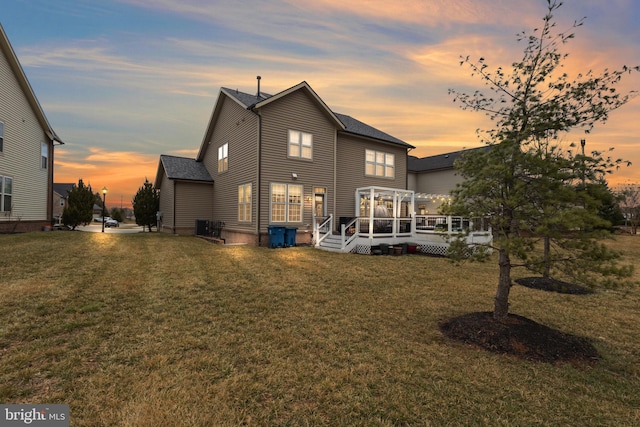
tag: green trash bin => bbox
[268,226,285,248]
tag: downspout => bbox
[46,139,54,227]
[333,129,337,231]
[173,180,176,234]
[251,107,263,246]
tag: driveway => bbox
[75,223,150,234]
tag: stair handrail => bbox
[314,214,333,247]
[340,217,359,251]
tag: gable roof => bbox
[335,113,413,148]
[408,147,488,172]
[197,81,411,159]
[53,183,75,196]
[157,155,213,184]
[0,24,63,144]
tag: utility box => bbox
[195,219,209,236]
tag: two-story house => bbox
[155,80,414,245]
[0,24,64,232]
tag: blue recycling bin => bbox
[267,226,285,248]
[284,227,297,247]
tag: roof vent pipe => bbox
[256,75,261,97]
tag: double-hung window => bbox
[238,183,251,222]
[0,122,4,152]
[218,143,228,173]
[288,130,312,160]
[0,176,12,212]
[41,143,48,169]
[365,149,395,178]
[270,183,302,223]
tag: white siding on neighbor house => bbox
[0,40,51,222]
[158,171,174,231]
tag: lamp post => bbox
[101,186,108,232]
[580,139,586,189]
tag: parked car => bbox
[105,218,119,228]
[94,216,112,223]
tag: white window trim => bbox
[238,183,252,222]
[270,183,303,223]
[218,143,228,173]
[0,121,4,153]
[365,149,395,178]
[288,130,313,160]
[0,175,13,212]
[41,142,48,169]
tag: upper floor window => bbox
[365,149,395,178]
[218,143,228,173]
[0,122,4,152]
[41,143,48,169]
[238,183,252,222]
[0,176,12,212]
[288,130,312,160]
[270,183,302,223]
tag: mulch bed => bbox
[515,276,594,294]
[439,311,599,365]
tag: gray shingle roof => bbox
[53,183,75,196]
[408,147,488,172]
[220,85,412,148]
[334,113,413,148]
[160,155,213,182]
[222,87,271,107]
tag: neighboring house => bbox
[52,182,74,224]
[407,147,487,214]
[0,24,64,232]
[155,80,414,245]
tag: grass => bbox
[1,231,639,426]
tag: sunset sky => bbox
[3,0,639,209]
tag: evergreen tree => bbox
[110,207,124,223]
[446,0,637,320]
[132,179,159,232]
[62,179,95,230]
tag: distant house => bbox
[52,182,74,224]
[155,80,414,244]
[0,24,64,232]
[407,147,487,214]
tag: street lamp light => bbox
[101,187,108,232]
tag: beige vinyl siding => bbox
[413,169,461,195]
[203,95,258,232]
[157,171,174,232]
[258,89,336,232]
[174,181,213,232]
[0,43,51,222]
[335,134,408,221]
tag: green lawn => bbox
[1,232,639,426]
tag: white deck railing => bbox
[314,214,492,252]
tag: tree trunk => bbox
[543,236,551,279]
[494,248,512,321]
